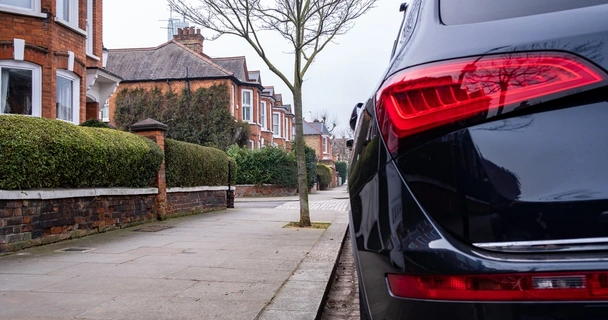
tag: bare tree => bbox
[168,0,377,226]
[311,109,338,133]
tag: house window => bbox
[242,89,252,122]
[323,136,328,153]
[0,60,41,116]
[0,0,41,16]
[56,0,78,27]
[273,113,280,137]
[260,101,266,129]
[86,0,93,56]
[284,118,288,139]
[56,70,80,124]
[249,140,254,150]
[100,99,109,122]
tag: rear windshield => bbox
[440,0,608,25]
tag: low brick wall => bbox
[0,187,232,253]
[235,185,297,197]
[0,189,158,253]
[167,187,232,216]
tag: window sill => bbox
[54,18,87,36]
[87,53,100,61]
[0,6,47,18]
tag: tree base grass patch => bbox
[283,222,331,229]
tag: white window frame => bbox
[85,0,94,57]
[284,118,288,139]
[0,60,42,117]
[260,101,266,129]
[242,89,253,122]
[322,136,328,154]
[231,84,235,116]
[0,0,45,18]
[56,0,84,35]
[249,140,254,150]
[272,112,281,137]
[56,69,80,124]
[99,99,109,122]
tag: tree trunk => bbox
[293,86,311,227]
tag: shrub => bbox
[79,118,112,129]
[165,139,236,188]
[0,115,163,190]
[317,164,333,190]
[227,145,297,187]
[335,161,348,183]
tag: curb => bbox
[256,212,349,320]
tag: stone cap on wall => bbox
[131,118,168,132]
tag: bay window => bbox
[273,113,280,137]
[56,0,78,29]
[56,70,80,124]
[86,0,93,56]
[0,0,43,16]
[242,89,252,122]
[260,101,266,129]
[0,60,41,116]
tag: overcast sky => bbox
[103,1,403,132]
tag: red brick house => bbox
[260,86,294,151]
[304,119,337,187]
[0,0,120,124]
[105,27,292,149]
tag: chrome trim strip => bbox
[474,237,608,248]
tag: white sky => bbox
[103,0,403,132]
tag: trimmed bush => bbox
[0,115,163,190]
[165,138,236,188]
[335,161,348,183]
[317,164,333,190]
[227,145,297,187]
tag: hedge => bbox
[317,164,333,190]
[227,145,297,187]
[165,138,236,188]
[0,115,163,190]
[335,161,348,183]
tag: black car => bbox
[347,1,608,319]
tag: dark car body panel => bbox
[348,0,608,318]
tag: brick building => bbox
[105,27,293,150]
[0,0,120,124]
[304,119,337,186]
[261,86,294,150]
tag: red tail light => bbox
[387,272,608,301]
[376,52,605,153]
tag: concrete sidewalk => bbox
[0,186,350,320]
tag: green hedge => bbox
[317,164,333,190]
[165,138,236,188]
[335,161,348,183]
[227,145,297,187]
[0,115,163,190]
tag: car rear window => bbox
[440,0,608,25]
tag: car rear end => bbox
[348,0,608,318]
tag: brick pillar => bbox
[86,102,99,121]
[131,119,169,220]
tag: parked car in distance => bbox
[347,1,608,319]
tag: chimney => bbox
[174,27,204,55]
